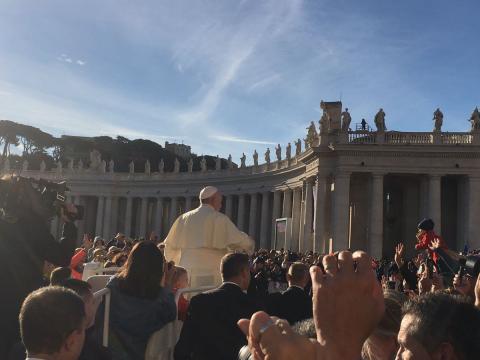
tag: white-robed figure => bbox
[163,186,254,287]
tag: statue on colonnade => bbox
[470,107,480,131]
[144,160,151,175]
[174,158,180,173]
[89,150,102,171]
[253,150,258,167]
[200,157,207,172]
[275,144,282,162]
[240,153,246,168]
[159,159,165,174]
[433,108,443,132]
[265,148,271,165]
[374,108,386,132]
[286,143,291,161]
[100,160,106,174]
[305,121,318,148]
[341,108,352,132]
[227,154,233,169]
[108,159,114,173]
[294,139,301,155]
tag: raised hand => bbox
[428,238,441,251]
[311,251,385,360]
[83,233,93,250]
[394,243,405,266]
[238,312,316,360]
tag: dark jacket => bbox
[106,277,176,360]
[266,286,313,325]
[174,283,257,360]
[0,215,77,358]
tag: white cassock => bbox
[164,203,254,288]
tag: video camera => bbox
[0,176,83,222]
[458,256,480,278]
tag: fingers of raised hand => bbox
[322,254,338,276]
[338,251,354,273]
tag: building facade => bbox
[4,102,480,259]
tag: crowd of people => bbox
[2,177,480,360]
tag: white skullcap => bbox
[199,186,218,200]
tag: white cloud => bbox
[77,60,86,66]
[210,134,276,145]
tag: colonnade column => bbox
[103,196,113,240]
[139,197,148,238]
[428,174,442,232]
[468,176,480,249]
[314,174,327,253]
[169,197,178,228]
[282,189,293,218]
[260,191,270,249]
[110,197,119,237]
[237,194,246,231]
[185,196,192,212]
[332,172,351,251]
[155,197,164,237]
[271,191,282,246]
[248,193,258,241]
[125,196,133,238]
[225,195,233,219]
[95,196,105,236]
[74,195,85,244]
[291,188,302,251]
[302,180,314,252]
[369,173,384,259]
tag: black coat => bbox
[174,283,257,360]
[266,286,313,325]
[0,214,77,358]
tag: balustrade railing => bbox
[347,131,474,145]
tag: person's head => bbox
[252,257,265,272]
[287,262,309,288]
[118,241,165,299]
[172,266,189,289]
[221,252,250,290]
[93,236,105,248]
[417,218,434,234]
[199,186,222,211]
[396,292,480,360]
[61,279,96,329]
[19,286,86,360]
[362,290,407,360]
[92,248,107,263]
[50,267,72,286]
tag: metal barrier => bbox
[94,288,111,347]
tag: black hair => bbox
[402,292,480,359]
[50,267,72,286]
[221,253,250,280]
[61,278,93,298]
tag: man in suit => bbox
[266,262,312,325]
[174,252,256,360]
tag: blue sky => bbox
[1,0,479,161]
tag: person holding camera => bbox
[0,176,79,358]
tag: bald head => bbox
[287,262,309,288]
